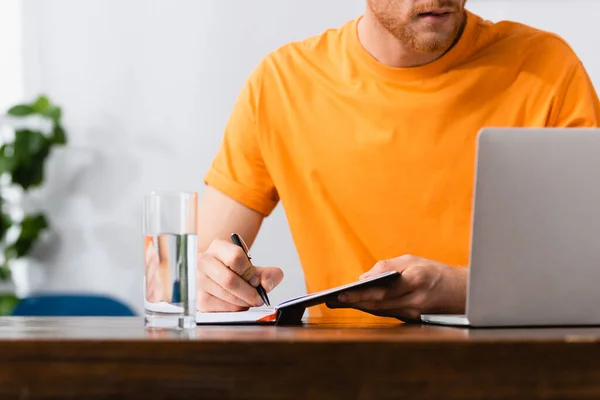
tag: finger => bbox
[205,239,259,284]
[256,267,284,293]
[199,272,253,308]
[337,287,390,303]
[328,292,423,312]
[326,299,415,318]
[339,296,416,311]
[200,254,264,307]
[337,276,412,304]
[197,291,250,313]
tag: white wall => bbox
[0,0,24,113]
[18,0,600,313]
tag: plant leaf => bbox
[7,105,34,117]
[10,133,50,189]
[14,130,48,157]
[32,96,50,113]
[0,145,17,173]
[0,268,11,282]
[46,106,62,123]
[0,212,11,242]
[0,294,19,314]
[51,124,67,145]
[5,214,49,258]
[11,160,46,189]
[21,214,49,236]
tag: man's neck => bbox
[357,9,464,69]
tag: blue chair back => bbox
[11,294,136,316]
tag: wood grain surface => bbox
[0,316,599,399]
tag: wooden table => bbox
[0,317,599,399]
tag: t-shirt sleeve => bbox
[551,60,600,127]
[203,68,279,216]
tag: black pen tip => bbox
[258,285,271,307]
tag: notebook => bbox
[145,271,400,325]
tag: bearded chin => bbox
[384,13,465,54]
[400,28,457,54]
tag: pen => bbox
[230,233,271,307]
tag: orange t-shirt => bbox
[204,11,600,322]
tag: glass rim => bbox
[145,190,198,197]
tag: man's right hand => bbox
[197,239,284,312]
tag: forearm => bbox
[197,186,264,252]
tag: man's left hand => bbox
[326,255,468,322]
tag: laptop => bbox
[421,128,600,327]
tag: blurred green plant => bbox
[0,95,67,286]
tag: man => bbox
[195,0,600,323]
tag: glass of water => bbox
[143,191,198,329]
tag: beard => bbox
[370,0,467,54]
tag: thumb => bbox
[360,259,400,280]
[360,255,418,280]
[255,266,284,293]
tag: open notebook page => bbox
[145,301,277,323]
[196,309,276,324]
